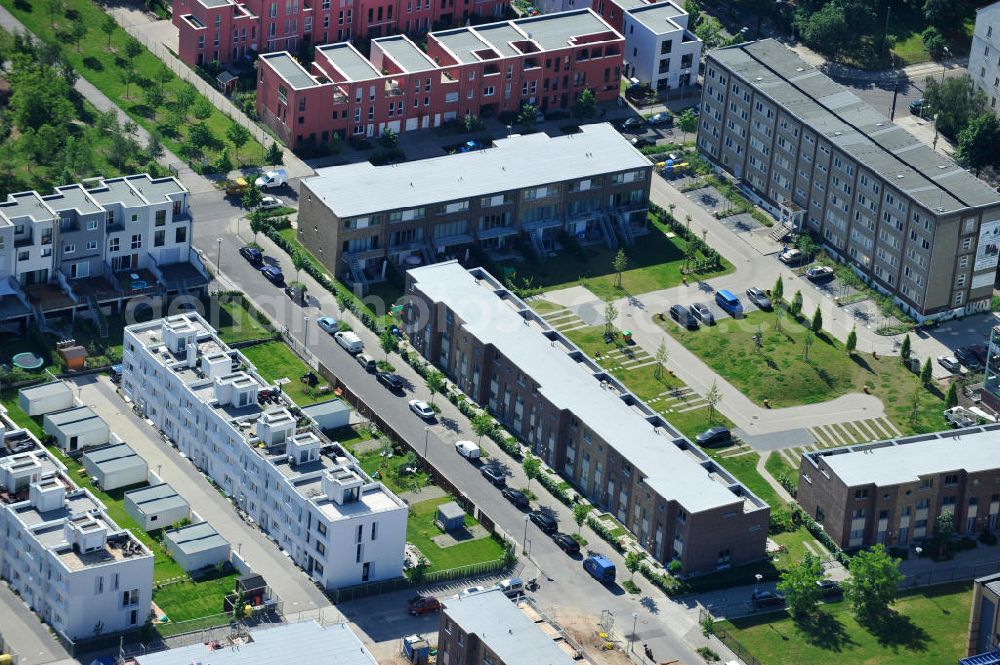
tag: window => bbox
[175,226,187,244]
[356,543,363,563]
[87,220,98,231]
[109,237,120,252]
[86,240,98,250]
[855,489,869,499]
[371,521,378,540]
[154,230,165,247]
[95,576,104,594]
[131,234,142,250]
[64,243,75,254]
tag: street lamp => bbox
[522,513,530,554]
[216,237,223,273]
[915,546,923,558]
[423,426,430,458]
[303,316,310,348]
[932,47,950,151]
[628,612,638,653]
[754,573,763,594]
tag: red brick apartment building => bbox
[173,0,507,68]
[255,9,623,147]
[404,262,770,574]
[798,427,1000,550]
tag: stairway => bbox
[769,223,792,243]
[87,294,109,338]
[528,228,547,259]
[615,211,635,247]
[597,212,618,249]
[347,255,369,296]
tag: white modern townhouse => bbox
[120,313,408,589]
[0,174,208,332]
[0,404,154,643]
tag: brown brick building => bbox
[797,427,1000,550]
[404,262,770,575]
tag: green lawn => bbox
[717,582,973,665]
[661,309,946,434]
[407,497,506,573]
[353,444,430,496]
[214,295,273,344]
[888,8,973,65]
[705,449,782,508]
[152,571,240,623]
[1,0,263,169]
[0,390,44,439]
[240,340,328,406]
[501,216,731,301]
[765,452,800,493]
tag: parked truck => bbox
[583,555,616,583]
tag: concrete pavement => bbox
[68,374,333,614]
[0,584,71,665]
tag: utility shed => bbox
[42,406,109,453]
[124,483,190,530]
[163,522,231,572]
[435,501,465,532]
[82,443,148,491]
[299,399,351,431]
[18,382,74,416]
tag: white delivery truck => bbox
[334,331,363,354]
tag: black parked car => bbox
[501,488,529,510]
[695,426,731,447]
[239,246,263,266]
[260,264,285,285]
[669,304,699,330]
[619,117,645,132]
[954,347,983,371]
[376,371,404,391]
[529,510,558,534]
[480,462,506,488]
[552,532,580,555]
[751,590,786,610]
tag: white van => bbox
[455,440,481,459]
[255,168,288,189]
[334,331,363,354]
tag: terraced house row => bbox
[404,262,770,574]
[120,314,408,589]
[173,0,507,68]
[256,10,623,147]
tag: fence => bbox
[900,558,1000,591]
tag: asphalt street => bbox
[0,584,71,665]
[186,189,730,662]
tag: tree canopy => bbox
[924,74,988,140]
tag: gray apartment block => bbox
[296,123,651,292]
[698,40,1000,320]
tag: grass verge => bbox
[407,496,506,573]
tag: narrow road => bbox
[0,584,71,665]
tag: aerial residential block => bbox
[81,443,149,491]
[297,123,651,293]
[133,619,378,665]
[965,571,1000,662]
[978,325,1000,415]
[172,0,507,69]
[698,39,1000,320]
[0,403,153,642]
[124,484,191,532]
[0,174,207,329]
[404,262,770,574]
[797,427,1000,550]
[256,10,623,149]
[120,313,408,589]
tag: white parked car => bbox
[455,440,481,459]
[259,195,282,210]
[255,169,288,189]
[409,399,434,420]
[778,248,801,264]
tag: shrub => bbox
[696,646,720,662]
[769,507,795,534]
[667,559,683,575]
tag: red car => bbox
[408,596,441,616]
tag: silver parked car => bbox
[690,302,715,325]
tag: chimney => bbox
[30,478,66,512]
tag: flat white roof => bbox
[408,262,750,513]
[813,426,1000,487]
[303,123,649,218]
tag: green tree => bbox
[193,97,213,120]
[379,329,398,361]
[517,103,538,128]
[46,0,63,27]
[790,290,803,317]
[572,88,597,119]
[379,126,398,149]
[705,380,722,424]
[187,123,215,150]
[242,180,263,211]
[612,248,628,289]
[8,58,73,132]
[773,275,784,301]
[226,123,251,163]
[920,357,933,386]
[174,86,197,113]
[677,108,698,140]
[934,510,955,557]
[213,148,233,175]
[777,554,824,620]
[522,455,541,491]
[424,370,445,407]
[101,12,117,47]
[922,26,947,58]
[923,0,964,30]
[956,113,1000,175]
[924,74,988,140]
[624,551,643,581]
[291,249,307,282]
[945,381,958,408]
[694,15,724,48]
[900,334,911,364]
[572,503,592,534]
[843,544,904,622]
[265,141,284,165]
[603,301,618,336]
[143,84,164,114]
[249,211,267,245]
[846,327,857,355]
[810,305,823,333]
[471,412,495,446]
[795,3,851,56]
[795,233,819,262]
[118,68,137,99]
[123,37,143,65]
[69,18,87,52]
[654,339,669,380]
[803,333,814,361]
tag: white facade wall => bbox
[971,2,1000,113]
[0,224,15,286]
[120,316,408,590]
[621,2,700,92]
[19,383,75,417]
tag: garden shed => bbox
[435,501,465,532]
[18,382,74,417]
[125,483,190,531]
[163,522,231,572]
[300,398,351,431]
[82,442,148,491]
[42,406,109,453]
